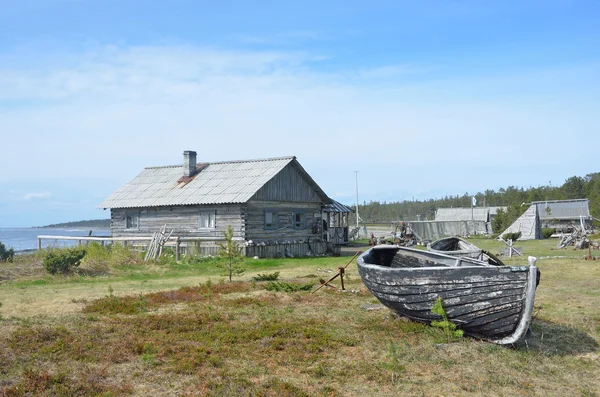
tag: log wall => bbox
[110,204,245,238]
[245,201,323,242]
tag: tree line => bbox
[347,173,600,232]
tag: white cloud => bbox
[24,192,52,200]
[0,44,598,206]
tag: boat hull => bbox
[357,246,537,344]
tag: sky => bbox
[0,0,599,227]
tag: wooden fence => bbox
[245,242,326,258]
[37,235,326,259]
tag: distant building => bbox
[435,207,490,222]
[435,206,507,224]
[499,199,591,240]
[499,205,542,241]
[532,199,591,232]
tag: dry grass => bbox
[0,245,599,396]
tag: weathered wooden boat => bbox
[357,245,539,344]
[427,236,505,266]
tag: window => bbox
[293,211,306,229]
[264,210,278,229]
[125,212,139,229]
[199,211,216,229]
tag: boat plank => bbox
[369,281,526,299]
[361,268,528,287]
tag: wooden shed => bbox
[99,151,333,257]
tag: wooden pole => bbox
[176,237,181,261]
[339,267,345,290]
[38,238,42,251]
[312,250,362,294]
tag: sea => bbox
[0,228,111,252]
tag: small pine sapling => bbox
[431,296,464,342]
[217,225,245,282]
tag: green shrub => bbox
[43,246,87,274]
[82,242,143,270]
[265,281,314,292]
[83,293,148,315]
[501,231,522,241]
[542,227,555,239]
[252,272,280,281]
[431,297,463,342]
[0,241,15,262]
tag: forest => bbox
[347,173,600,232]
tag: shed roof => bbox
[435,207,490,222]
[533,199,590,220]
[99,156,331,209]
[323,200,353,213]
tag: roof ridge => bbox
[144,156,296,169]
[532,199,588,203]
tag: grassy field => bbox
[0,240,599,396]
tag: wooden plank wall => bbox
[245,201,323,242]
[111,204,245,238]
[252,163,322,202]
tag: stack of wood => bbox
[144,225,174,261]
[348,227,360,240]
[555,226,590,250]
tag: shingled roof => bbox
[99,155,330,209]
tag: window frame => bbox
[125,212,140,230]
[199,210,216,229]
[264,209,279,230]
[292,210,307,229]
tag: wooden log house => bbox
[99,151,347,257]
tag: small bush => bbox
[82,242,143,270]
[502,231,522,241]
[252,272,280,281]
[83,288,148,315]
[265,281,314,292]
[542,227,555,239]
[43,246,87,274]
[0,241,15,262]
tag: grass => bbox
[464,235,598,260]
[0,243,599,396]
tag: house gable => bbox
[251,161,327,203]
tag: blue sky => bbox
[1,1,599,227]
